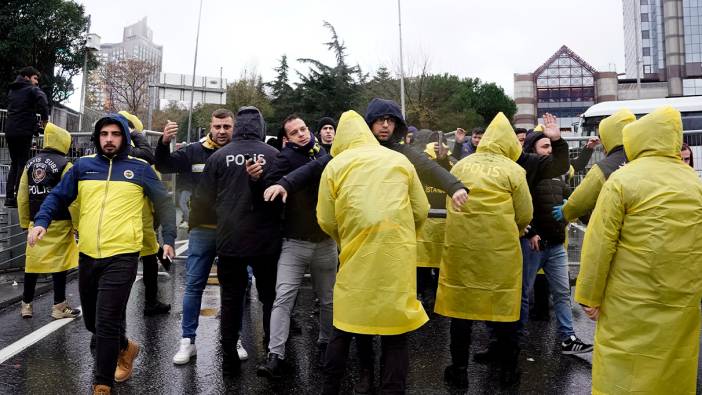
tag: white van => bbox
[578,97,702,135]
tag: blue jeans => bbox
[519,238,575,341]
[181,227,217,341]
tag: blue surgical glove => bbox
[552,199,567,221]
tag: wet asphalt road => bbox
[0,257,700,394]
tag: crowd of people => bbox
[6,66,702,394]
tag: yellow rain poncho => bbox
[575,106,702,395]
[416,142,451,268]
[18,123,78,273]
[316,110,430,335]
[562,109,635,223]
[435,113,532,321]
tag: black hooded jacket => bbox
[191,107,282,258]
[517,131,570,192]
[6,76,49,137]
[521,132,571,244]
[277,99,467,197]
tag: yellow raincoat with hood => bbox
[18,123,78,273]
[316,110,430,335]
[575,106,702,395]
[435,113,532,321]
[415,142,453,268]
[562,109,635,222]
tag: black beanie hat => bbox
[317,117,337,134]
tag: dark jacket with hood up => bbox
[275,98,467,197]
[264,133,328,241]
[192,107,282,258]
[522,132,570,244]
[6,76,49,137]
[517,130,570,192]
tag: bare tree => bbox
[97,58,157,119]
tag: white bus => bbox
[577,96,702,135]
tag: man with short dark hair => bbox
[5,66,49,207]
[256,114,337,379]
[155,108,244,364]
[519,129,592,356]
[514,128,528,147]
[452,127,484,159]
[28,114,176,394]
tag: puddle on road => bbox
[200,308,218,316]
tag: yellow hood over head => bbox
[43,122,71,155]
[330,110,379,157]
[477,112,522,161]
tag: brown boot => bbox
[114,339,140,382]
[93,384,111,394]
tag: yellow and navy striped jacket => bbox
[33,114,176,259]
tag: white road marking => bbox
[0,241,192,365]
[175,242,188,256]
[0,308,82,364]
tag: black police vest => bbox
[26,150,71,221]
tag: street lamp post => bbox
[186,0,204,143]
[397,0,406,118]
[79,17,100,132]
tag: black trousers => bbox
[5,135,33,201]
[322,327,409,395]
[450,318,520,367]
[141,254,159,303]
[416,267,438,297]
[217,254,277,350]
[78,252,138,387]
[23,271,67,304]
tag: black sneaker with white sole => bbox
[561,335,593,354]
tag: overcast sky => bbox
[68,0,626,110]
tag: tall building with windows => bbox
[513,46,618,130]
[99,17,163,71]
[90,18,163,111]
[623,0,702,96]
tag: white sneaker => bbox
[237,339,248,361]
[173,338,197,365]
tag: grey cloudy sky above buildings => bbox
[72,0,625,108]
